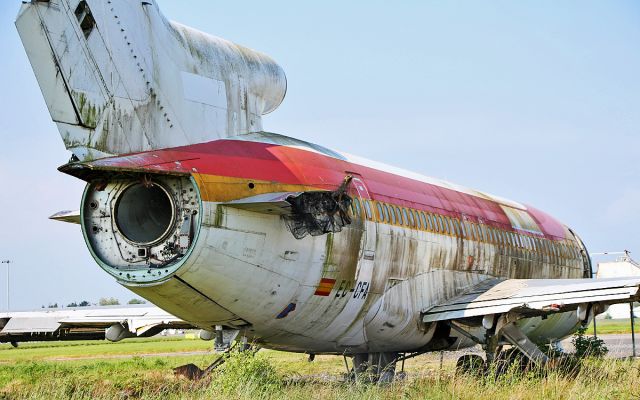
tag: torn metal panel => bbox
[283,190,353,239]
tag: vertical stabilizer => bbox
[16,0,286,161]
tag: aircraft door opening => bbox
[320,174,377,347]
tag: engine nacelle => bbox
[81,174,202,284]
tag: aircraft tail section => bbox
[16,0,286,161]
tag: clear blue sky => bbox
[0,1,638,310]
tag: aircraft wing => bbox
[0,305,197,344]
[422,277,640,323]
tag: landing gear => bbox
[455,354,485,375]
[453,313,554,377]
[347,352,399,383]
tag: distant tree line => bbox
[40,298,146,308]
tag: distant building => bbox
[596,252,640,319]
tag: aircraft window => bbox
[389,205,396,224]
[383,204,390,222]
[75,1,96,39]
[376,203,384,221]
[478,225,485,242]
[442,217,449,234]
[459,220,467,237]
[438,216,445,233]
[353,198,361,217]
[448,218,456,235]
[452,219,460,236]
[395,207,403,225]
[468,223,476,240]
[407,209,415,227]
[363,201,373,220]
[421,212,427,230]
[415,211,422,229]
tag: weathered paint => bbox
[16,0,286,160]
[75,132,590,354]
[20,0,595,356]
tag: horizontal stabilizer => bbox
[49,210,81,224]
[422,277,640,323]
[223,192,302,215]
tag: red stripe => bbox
[89,139,567,240]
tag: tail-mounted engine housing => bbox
[81,174,202,284]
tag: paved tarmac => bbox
[559,333,640,358]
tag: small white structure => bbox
[596,252,640,319]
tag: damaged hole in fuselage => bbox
[115,183,174,244]
[282,191,353,239]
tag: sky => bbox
[0,1,638,310]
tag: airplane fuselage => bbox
[77,133,590,354]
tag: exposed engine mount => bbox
[82,175,202,283]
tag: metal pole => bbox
[593,315,597,339]
[631,302,636,358]
[1,260,10,311]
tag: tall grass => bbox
[2,348,640,400]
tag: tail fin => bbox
[16,0,286,161]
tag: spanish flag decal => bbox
[314,278,336,296]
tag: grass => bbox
[0,336,212,362]
[1,338,640,399]
[584,318,640,335]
